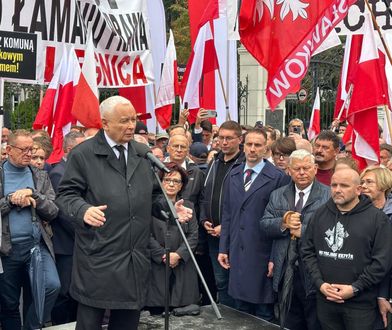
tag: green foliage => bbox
[166,0,191,65]
[4,82,42,130]
[11,97,39,130]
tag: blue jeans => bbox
[208,236,236,308]
[0,242,60,330]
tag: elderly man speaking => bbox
[56,96,192,330]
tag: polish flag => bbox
[345,14,389,168]
[155,30,179,129]
[33,46,80,164]
[308,87,321,141]
[180,22,220,123]
[71,33,102,129]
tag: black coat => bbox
[49,160,75,255]
[261,180,330,295]
[56,130,160,310]
[147,199,199,307]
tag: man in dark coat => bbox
[261,149,330,329]
[50,131,85,325]
[218,129,290,320]
[200,120,245,308]
[56,96,192,330]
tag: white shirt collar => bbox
[104,132,128,150]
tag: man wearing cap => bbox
[155,133,169,154]
[135,121,149,144]
[189,142,209,172]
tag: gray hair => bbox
[63,131,85,151]
[99,96,132,118]
[288,149,315,165]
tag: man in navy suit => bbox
[50,131,85,325]
[218,129,290,321]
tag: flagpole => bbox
[384,105,392,143]
[364,0,392,66]
[337,84,353,121]
[225,40,231,121]
[217,67,230,120]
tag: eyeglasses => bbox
[218,136,238,142]
[10,145,33,154]
[163,178,182,185]
[273,152,290,159]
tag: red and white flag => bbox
[308,87,321,140]
[345,14,389,169]
[239,0,356,110]
[33,46,80,164]
[71,33,102,129]
[181,22,220,119]
[154,30,179,129]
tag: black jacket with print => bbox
[301,195,392,308]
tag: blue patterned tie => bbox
[244,169,254,191]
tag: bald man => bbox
[302,168,392,330]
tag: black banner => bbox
[0,30,37,80]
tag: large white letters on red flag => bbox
[0,0,153,87]
[239,0,356,110]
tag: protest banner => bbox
[0,0,154,87]
[337,0,392,34]
[0,31,37,80]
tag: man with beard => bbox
[313,130,340,186]
[302,168,392,330]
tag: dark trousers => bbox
[195,253,217,305]
[75,303,140,330]
[285,271,321,330]
[51,254,78,325]
[0,242,60,330]
[207,236,236,308]
[236,299,274,321]
[317,297,377,330]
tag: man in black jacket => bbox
[200,120,244,308]
[302,168,392,330]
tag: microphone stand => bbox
[149,164,222,330]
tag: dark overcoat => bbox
[147,200,199,307]
[219,160,290,304]
[49,160,75,256]
[260,180,330,295]
[56,130,158,310]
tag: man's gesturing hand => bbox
[83,205,107,227]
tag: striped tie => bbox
[244,169,254,191]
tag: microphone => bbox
[133,142,170,173]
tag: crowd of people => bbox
[1,96,392,330]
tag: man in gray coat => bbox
[56,96,192,330]
[261,149,330,330]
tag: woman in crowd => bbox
[271,137,296,173]
[360,166,392,329]
[30,141,47,170]
[146,162,199,314]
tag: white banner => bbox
[337,0,392,35]
[0,0,154,87]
